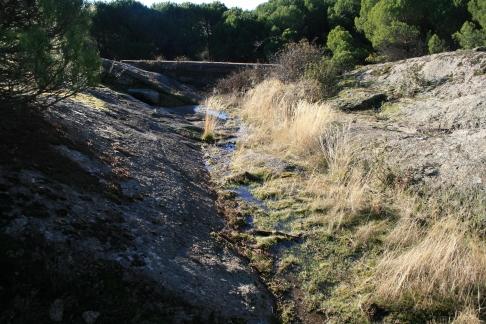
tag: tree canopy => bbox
[0,0,99,105]
[89,0,486,65]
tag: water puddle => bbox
[198,106,267,230]
[161,105,229,120]
[232,185,268,212]
[194,105,229,120]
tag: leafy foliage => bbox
[356,0,468,60]
[0,0,99,105]
[453,21,486,49]
[212,9,267,61]
[468,0,486,29]
[89,0,486,71]
[453,0,486,49]
[328,0,361,30]
[327,26,364,69]
[427,34,448,54]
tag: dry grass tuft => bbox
[240,78,333,160]
[319,124,355,182]
[242,79,321,124]
[452,308,481,324]
[280,100,335,156]
[201,110,218,142]
[203,95,234,112]
[307,168,370,231]
[376,217,486,308]
[352,220,388,249]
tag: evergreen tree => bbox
[356,0,467,60]
[428,34,448,54]
[327,26,363,69]
[468,0,486,29]
[454,21,486,48]
[0,0,99,105]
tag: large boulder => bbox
[0,87,275,323]
[101,59,202,107]
[335,50,486,191]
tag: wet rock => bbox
[0,86,274,322]
[332,88,388,111]
[82,310,100,324]
[49,299,64,322]
[101,59,202,107]
[128,88,160,105]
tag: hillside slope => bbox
[0,87,274,323]
[334,50,486,191]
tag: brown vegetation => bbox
[208,70,486,322]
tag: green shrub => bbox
[272,40,323,83]
[0,0,100,105]
[304,58,340,98]
[327,26,363,70]
[453,21,486,49]
[468,0,486,30]
[427,34,448,54]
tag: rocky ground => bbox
[333,49,486,192]
[0,86,275,323]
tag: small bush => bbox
[214,67,268,95]
[427,34,448,54]
[327,26,363,70]
[271,40,323,83]
[304,58,340,98]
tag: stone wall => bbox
[122,60,277,89]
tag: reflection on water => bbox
[161,105,229,120]
[233,185,268,212]
[194,105,229,120]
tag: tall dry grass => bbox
[319,124,355,182]
[202,110,218,142]
[453,308,481,324]
[376,217,486,309]
[240,78,333,159]
[239,79,371,231]
[219,76,486,320]
[203,95,235,112]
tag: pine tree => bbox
[0,0,100,106]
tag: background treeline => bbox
[91,0,486,63]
